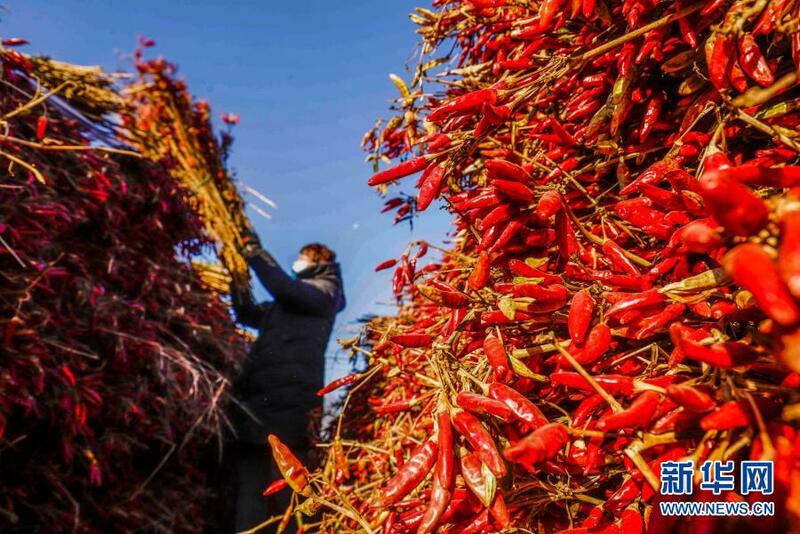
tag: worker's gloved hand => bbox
[239,229,262,258]
[229,281,249,302]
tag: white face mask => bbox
[292,258,312,274]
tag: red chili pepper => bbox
[698,166,769,237]
[485,159,530,182]
[707,33,734,91]
[393,264,407,294]
[720,165,800,188]
[601,240,640,276]
[538,0,566,29]
[605,289,664,317]
[468,251,492,290]
[489,219,525,252]
[457,391,515,422]
[536,191,562,220]
[480,309,537,326]
[36,115,48,140]
[670,324,758,368]
[547,115,577,145]
[374,399,415,415]
[268,434,309,494]
[474,103,511,137]
[391,333,435,348]
[628,303,685,340]
[493,179,535,203]
[723,243,800,327]
[513,283,568,302]
[454,190,501,211]
[453,410,506,477]
[508,259,561,283]
[420,283,469,308]
[617,507,643,533]
[375,258,398,272]
[605,477,641,514]
[665,384,715,413]
[368,156,431,186]
[738,34,775,87]
[555,209,579,262]
[619,159,677,195]
[728,54,749,92]
[502,422,568,471]
[479,223,502,251]
[700,397,779,431]
[489,493,511,529]
[551,371,634,396]
[449,509,491,534]
[597,391,660,430]
[381,440,438,506]
[483,333,510,382]
[568,289,595,344]
[262,478,289,496]
[417,164,446,211]
[2,38,29,46]
[479,204,514,232]
[428,89,498,122]
[639,92,664,143]
[572,394,605,429]
[317,372,362,396]
[488,382,548,428]
[460,452,493,506]
[567,97,602,122]
[418,412,454,534]
[568,323,612,364]
[779,210,800,299]
[676,219,722,253]
[425,133,451,152]
[383,198,405,212]
[792,24,800,73]
[61,364,77,386]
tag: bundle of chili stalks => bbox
[265,0,800,532]
[0,41,248,531]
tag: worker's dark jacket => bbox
[230,248,345,448]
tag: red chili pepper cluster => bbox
[274,0,800,532]
[0,44,246,531]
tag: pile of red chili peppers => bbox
[265,0,800,532]
[0,42,245,531]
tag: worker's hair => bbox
[300,243,336,263]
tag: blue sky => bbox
[4,1,452,382]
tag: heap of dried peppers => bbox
[0,41,248,531]
[266,0,800,532]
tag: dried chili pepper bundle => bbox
[294,0,800,530]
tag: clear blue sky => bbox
[3,1,452,382]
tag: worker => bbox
[227,235,345,533]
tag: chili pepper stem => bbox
[553,335,623,413]
[732,71,798,108]
[624,442,662,492]
[512,339,570,359]
[567,427,607,439]
[564,205,652,267]
[335,365,382,439]
[311,481,375,533]
[735,107,800,152]
[579,3,705,62]
[724,434,753,462]
[745,392,776,459]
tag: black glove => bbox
[229,281,249,303]
[239,228,262,258]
